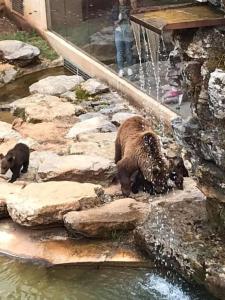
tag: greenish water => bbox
[0,256,214,300]
[0,67,71,104]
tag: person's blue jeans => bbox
[115,30,133,71]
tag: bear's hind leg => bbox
[9,166,21,183]
[21,161,29,173]
[117,158,137,197]
[115,139,122,164]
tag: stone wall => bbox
[208,0,225,10]
[172,26,225,233]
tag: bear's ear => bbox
[172,156,189,177]
[0,153,4,160]
[7,154,14,162]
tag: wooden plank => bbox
[131,3,225,34]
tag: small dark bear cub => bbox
[0,143,30,183]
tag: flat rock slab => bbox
[66,116,116,139]
[29,75,84,96]
[0,219,149,266]
[12,120,76,154]
[7,181,102,226]
[10,94,76,123]
[134,178,225,300]
[0,40,40,61]
[70,132,116,160]
[0,121,21,140]
[37,153,116,184]
[81,78,109,95]
[64,198,149,238]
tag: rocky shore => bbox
[0,37,225,299]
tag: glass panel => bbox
[48,0,194,119]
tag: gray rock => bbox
[0,64,18,85]
[0,40,40,61]
[78,112,104,121]
[100,103,131,115]
[7,181,102,226]
[208,69,225,119]
[64,198,149,238]
[29,75,84,96]
[66,116,116,139]
[81,78,109,95]
[111,112,138,126]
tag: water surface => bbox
[0,256,215,300]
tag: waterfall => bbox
[131,21,145,91]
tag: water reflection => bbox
[0,256,215,300]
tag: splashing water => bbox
[131,21,145,90]
[142,274,191,300]
[145,28,160,102]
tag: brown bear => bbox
[115,116,169,196]
[131,156,189,194]
[167,156,188,190]
[0,143,30,183]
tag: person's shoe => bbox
[118,69,124,77]
[127,68,133,76]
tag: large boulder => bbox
[134,178,225,300]
[10,94,76,123]
[7,181,102,226]
[33,152,115,184]
[29,75,84,95]
[64,198,149,238]
[0,40,40,65]
[66,116,116,139]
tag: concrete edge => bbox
[44,31,178,132]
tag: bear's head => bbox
[0,153,15,174]
[168,156,188,189]
[151,163,170,194]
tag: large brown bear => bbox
[115,116,170,196]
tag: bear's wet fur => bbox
[131,157,189,194]
[0,143,30,183]
[115,116,169,197]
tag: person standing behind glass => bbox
[112,0,135,77]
